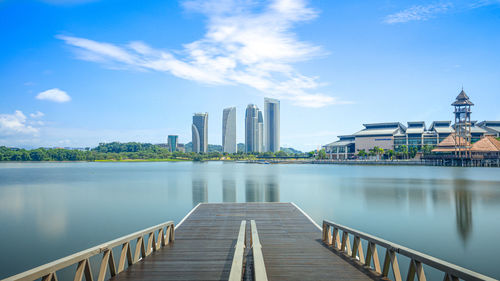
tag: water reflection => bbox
[454,179,472,243]
[192,179,208,207]
[222,178,236,202]
[359,177,477,243]
[245,169,280,202]
[265,174,280,202]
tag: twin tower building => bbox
[192,98,280,154]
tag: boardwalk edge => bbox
[291,202,322,231]
[175,203,201,230]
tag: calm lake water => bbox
[0,162,499,279]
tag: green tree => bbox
[276,150,288,157]
[397,145,409,159]
[317,149,327,159]
[358,149,367,157]
[422,145,434,155]
[384,149,395,160]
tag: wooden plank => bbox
[109,203,378,281]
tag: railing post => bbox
[133,237,144,263]
[382,249,401,281]
[41,273,57,281]
[117,242,130,273]
[407,259,427,281]
[98,250,111,281]
[332,227,340,249]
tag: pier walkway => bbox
[4,202,496,281]
[110,202,375,281]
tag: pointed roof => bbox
[432,134,470,152]
[452,89,474,106]
[471,135,500,152]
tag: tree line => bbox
[0,142,310,162]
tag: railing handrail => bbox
[323,220,496,281]
[250,220,268,281]
[228,220,247,281]
[3,221,174,281]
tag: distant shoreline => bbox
[1,159,498,167]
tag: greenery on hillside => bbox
[0,142,309,162]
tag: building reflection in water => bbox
[454,179,473,243]
[223,178,236,202]
[265,175,279,202]
[359,177,474,243]
[245,171,280,202]
[192,178,208,207]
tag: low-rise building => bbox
[323,135,355,159]
[323,120,497,158]
[475,121,500,137]
[352,122,406,152]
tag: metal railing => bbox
[322,220,496,281]
[229,221,247,281]
[250,220,268,281]
[3,221,174,281]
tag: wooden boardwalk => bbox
[110,203,376,281]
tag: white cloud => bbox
[0,110,40,136]
[36,88,71,103]
[384,1,500,24]
[384,3,452,24]
[30,111,45,118]
[58,0,350,108]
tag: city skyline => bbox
[1,1,500,151]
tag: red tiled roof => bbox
[432,134,471,152]
[471,135,500,152]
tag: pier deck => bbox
[110,203,375,281]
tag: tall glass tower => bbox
[192,113,208,153]
[264,98,280,152]
[245,104,263,153]
[167,135,178,152]
[222,107,237,153]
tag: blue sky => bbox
[1,0,499,151]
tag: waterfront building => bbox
[222,107,237,154]
[452,89,474,158]
[476,121,500,137]
[264,98,280,152]
[432,134,470,153]
[431,134,500,163]
[428,121,454,143]
[352,122,406,152]
[323,135,355,159]
[471,135,500,158]
[245,104,264,153]
[323,89,498,159]
[469,121,488,143]
[192,113,208,153]
[167,135,178,152]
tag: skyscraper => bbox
[222,107,237,153]
[245,104,263,153]
[167,135,178,152]
[192,113,208,153]
[264,97,280,152]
